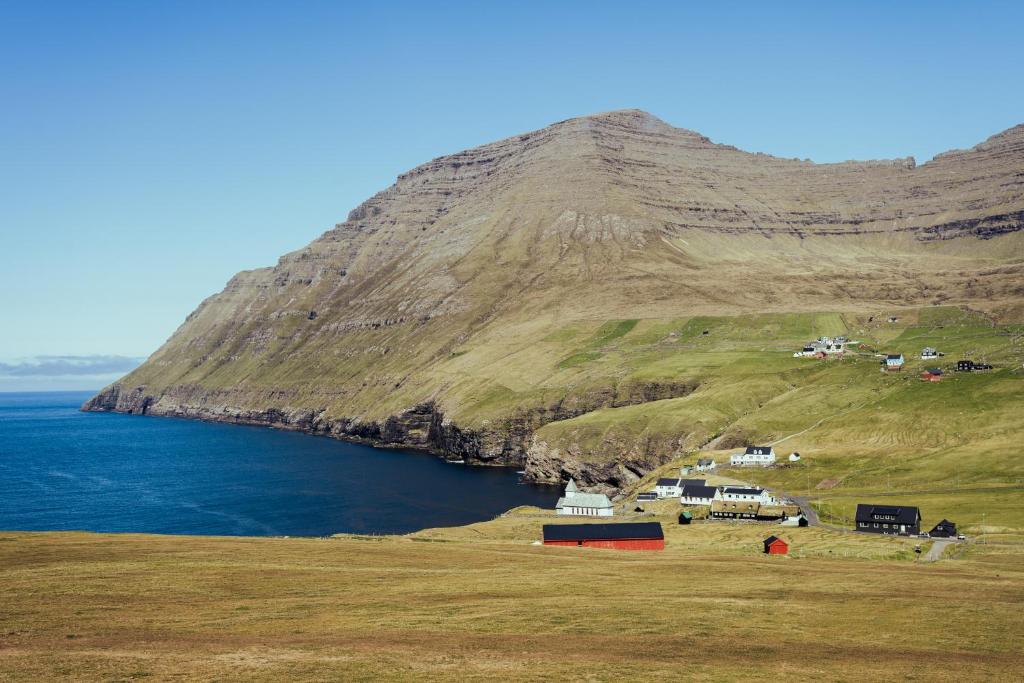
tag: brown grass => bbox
[1,523,1022,682]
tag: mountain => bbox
[84,110,1024,490]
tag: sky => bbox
[1,1,1022,391]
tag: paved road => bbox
[789,495,849,532]
[923,539,954,562]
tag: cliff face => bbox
[84,110,1024,491]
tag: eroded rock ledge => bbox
[82,379,699,494]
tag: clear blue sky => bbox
[2,1,1022,390]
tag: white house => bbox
[884,354,904,371]
[721,486,777,506]
[695,458,716,472]
[921,347,941,360]
[654,477,683,498]
[730,445,776,467]
[555,478,613,517]
[680,483,720,506]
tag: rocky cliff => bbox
[84,110,1024,492]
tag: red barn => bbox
[542,522,665,551]
[763,535,788,555]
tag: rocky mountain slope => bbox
[85,110,1024,490]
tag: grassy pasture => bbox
[1,523,1022,682]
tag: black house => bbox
[855,504,921,536]
[957,360,974,372]
[929,519,958,538]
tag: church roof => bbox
[565,478,578,493]
[555,492,613,509]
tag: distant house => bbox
[680,484,720,506]
[542,522,664,550]
[921,368,943,382]
[721,486,777,505]
[711,500,760,520]
[855,503,921,536]
[636,492,658,503]
[958,360,993,372]
[654,477,683,498]
[929,519,958,538]
[884,354,905,371]
[695,458,716,472]
[921,347,941,360]
[730,446,776,467]
[555,479,613,517]
[763,536,788,555]
[794,336,845,358]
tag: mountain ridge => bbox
[84,110,1024,490]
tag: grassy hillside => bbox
[2,519,1022,681]
[524,306,1023,497]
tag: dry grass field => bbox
[2,516,1023,682]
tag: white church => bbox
[554,478,614,517]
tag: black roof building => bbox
[681,484,718,500]
[745,445,773,455]
[722,486,764,496]
[679,478,706,488]
[656,477,681,487]
[929,519,958,538]
[855,504,921,536]
[542,522,664,543]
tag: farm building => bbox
[957,360,993,372]
[636,492,658,503]
[855,504,921,536]
[929,519,958,538]
[678,511,693,525]
[710,500,760,520]
[780,513,809,527]
[756,504,802,521]
[654,477,683,498]
[788,452,801,462]
[730,445,776,467]
[695,458,716,472]
[794,336,846,358]
[680,484,719,506]
[884,354,904,371]
[921,368,943,382]
[542,522,665,550]
[763,536,789,555]
[555,479,613,517]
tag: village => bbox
[791,335,996,382]
[540,442,965,556]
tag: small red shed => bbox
[542,522,665,551]
[763,535,788,555]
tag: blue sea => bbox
[0,391,560,537]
